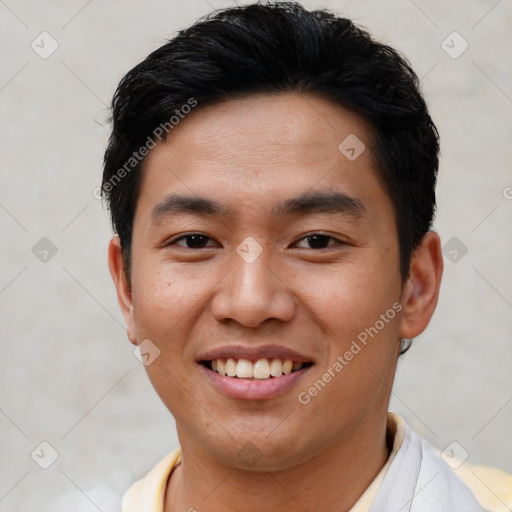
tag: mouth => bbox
[198,354,314,400]
[201,358,314,380]
[196,345,315,399]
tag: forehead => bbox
[156,92,374,166]
[136,92,387,220]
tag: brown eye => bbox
[171,234,217,248]
[295,234,339,249]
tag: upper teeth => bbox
[210,358,304,379]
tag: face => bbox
[109,92,442,472]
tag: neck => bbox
[165,414,391,512]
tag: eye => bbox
[294,234,341,249]
[169,233,218,249]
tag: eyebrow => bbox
[150,190,366,224]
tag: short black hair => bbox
[102,0,439,283]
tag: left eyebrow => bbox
[150,189,366,224]
[272,190,366,218]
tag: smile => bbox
[199,358,313,400]
[202,358,313,380]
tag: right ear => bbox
[108,236,137,345]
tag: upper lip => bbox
[197,344,314,363]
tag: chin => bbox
[203,426,314,473]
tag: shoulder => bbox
[122,448,182,512]
[451,457,512,512]
[389,414,510,512]
[420,438,512,512]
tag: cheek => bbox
[130,263,207,411]
[293,259,400,338]
[293,256,402,405]
[131,261,207,338]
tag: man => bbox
[102,2,511,511]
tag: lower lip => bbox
[199,364,312,400]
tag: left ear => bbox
[398,230,444,339]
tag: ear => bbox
[108,236,137,345]
[398,231,444,339]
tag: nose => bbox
[210,245,296,328]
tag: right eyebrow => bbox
[150,194,231,224]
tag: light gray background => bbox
[1,0,511,510]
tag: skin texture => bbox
[109,92,443,512]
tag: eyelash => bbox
[167,233,343,250]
